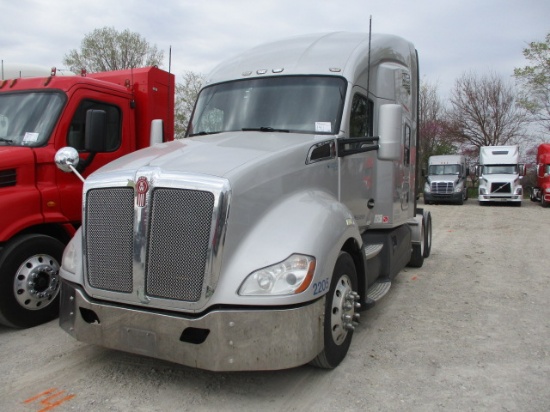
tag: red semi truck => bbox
[0,66,174,328]
[530,143,550,207]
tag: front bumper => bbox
[424,192,463,203]
[478,194,522,203]
[59,281,325,371]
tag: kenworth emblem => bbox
[136,176,149,207]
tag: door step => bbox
[363,243,383,260]
[361,280,391,311]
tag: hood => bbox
[482,173,519,182]
[0,145,35,169]
[427,174,459,183]
[92,131,319,180]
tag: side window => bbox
[404,124,411,165]
[349,94,373,137]
[67,100,121,152]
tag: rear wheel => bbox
[310,252,359,369]
[408,215,425,268]
[0,234,64,328]
[423,212,432,258]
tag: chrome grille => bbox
[86,188,134,293]
[431,181,453,194]
[146,189,214,302]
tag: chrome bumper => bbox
[59,281,325,371]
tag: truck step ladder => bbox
[360,243,392,310]
[363,243,383,260]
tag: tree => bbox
[447,71,527,148]
[175,71,205,138]
[418,80,456,170]
[514,32,550,133]
[63,27,164,73]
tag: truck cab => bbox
[477,145,524,206]
[0,67,174,328]
[529,143,550,207]
[55,32,432,371]
[423,154,469,205]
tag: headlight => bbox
[545,188,550,194]
[424,182,431,193]
[454,183,463,193]
[61,235,78,275]
[239,254,315,296]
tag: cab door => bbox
[339,89,376,232]
[53,89,133,223]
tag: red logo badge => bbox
[136,177,149,207]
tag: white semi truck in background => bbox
[423,154,469,205]
[477,145,524,206]
[55,31,432,371]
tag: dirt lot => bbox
[1,200,549,412]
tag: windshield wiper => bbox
[188,131,220,137]
[0,138,13,144]
[242,127,290,133]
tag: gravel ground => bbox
[1,200,549,412]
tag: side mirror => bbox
[55,147,85,182]
[378,104,402,161]
[519,163,526,177]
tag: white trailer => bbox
[55,32,432,371]
[477,145,524,206]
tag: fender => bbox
[213,189,362,306]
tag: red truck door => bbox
[54,90,134,223]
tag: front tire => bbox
[0,234,64,328]
[310,252,359,369]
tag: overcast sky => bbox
[1,0,548,98]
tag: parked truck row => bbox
[423,145,527,207]
[0,66,175,328]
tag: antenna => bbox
[366,16,372,99]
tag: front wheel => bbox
[310,252,359,369]
[0,234,65,328]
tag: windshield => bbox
[0,91,65,147]
[483,164,518,174]
[428,164,461,175]
[187,76,347,136]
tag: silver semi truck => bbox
[55,32,432,371]
[423,154,469,205]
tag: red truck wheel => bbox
[0,234,64,328]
